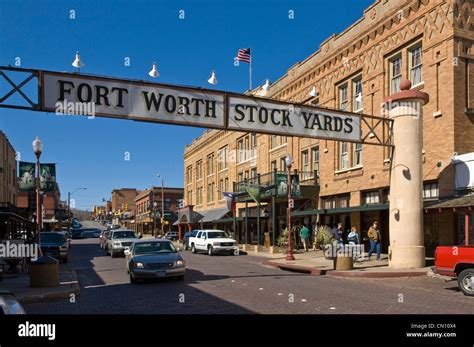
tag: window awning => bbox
[424,194,474,211]
[200,207,231,223]
[291,203,389,217]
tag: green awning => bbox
[291,203,389,217]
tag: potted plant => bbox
[276,228,289,254]
[315,225,337,260]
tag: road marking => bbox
[277,293,283,296]
[259,288,264,290]
[329,307,336,310]
[83,284,110,289]
[231,280,235,283]
[60,281,78,285]
[242,283,247,286]
[301,299,307,302]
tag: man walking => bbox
[367,221,382,260]
[300,223,310,252]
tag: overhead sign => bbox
[42,72,226,128]
[39,70,360,142]
[228,95,361,141]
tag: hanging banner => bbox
[40,163,56,191]
[276,173,301,198]
[40,71,361,142]
[18,161,36,191]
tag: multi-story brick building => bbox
[183,0,474,254]
[132,186,184,235]
[0,131,17,205]
[111,188,139,216]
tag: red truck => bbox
[435,246,474,296]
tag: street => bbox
[24,223,474,315]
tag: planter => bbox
[334,256,354,271]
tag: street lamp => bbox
[285,154,295,261]
[157,174,165,235]
[67,187,87,234]
[32,136,43,249]
[153,201,158,236]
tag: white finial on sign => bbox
[207,71,217,85]
[148,62,159,78]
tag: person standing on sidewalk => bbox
[300,224,310,252]
[367,221,382,260]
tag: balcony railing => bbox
[234,170,319,194]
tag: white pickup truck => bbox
[189,230,239,256]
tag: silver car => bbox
[106,229,139,257]
[125,239,186,283]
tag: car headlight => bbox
[176,260,185,267]
[213,242,220,246]
[134,262,144,268]
[60,245,67,250]
[113,241,122,247]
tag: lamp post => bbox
[67,187,87,234]
[157,174,165,235]
[32,137,43,249]
[285,155,295,261]
[153,201,158,236]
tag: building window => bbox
[207,153,214,175]
[251,167,257,179]
[353,78,363,112]
[271,160,277,171]
[224,177,229,192]
[409,45,423,86]
[196,160,202,180]
[218,146,228,171]
[423,183,439,199]
[339,84,348,111]
[353,143,362,166]
[187,190,192,205]
[251,134,257,158]
[363,191,380,204]
[337,195,350,208]
[280,157,286,171]
[339,142,349,170]
[301,150,309,180]
[323,197,336,209]
[186,165,193,184]
[207,182,215,202]
[271,135,277,149]
[197,187,203,205]
[238,172,244,183]
[219,179,224,198]
[390,55,402,94]
[311,146,319,177]
[280,136,287,145]
[244,170,249,180]
[237,139,244,162]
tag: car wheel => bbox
[130,273,138,284]
[458,269,474,296]
[191,244,197,254]
[111,250,116,258]
[208,245,214,256]
[183,243,188,251]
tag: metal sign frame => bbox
[0,66,393,147]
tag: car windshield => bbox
[113,231,137,239]
[41,233,65,243]
[207,231,228,238]
[133,242,176,255]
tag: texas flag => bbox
[222,192,236,212]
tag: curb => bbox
[17,270,80,304]
[263,260,428,278]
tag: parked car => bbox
[40,232,69,262]
[164,231,179,241]
[125,239,185,283]
[106,230,139,257]
[0,291,25,314]
[81,228,102,238]
[188,229,238,256]
[71,229,83,239]
[183,230,199,251]
[435,245,474,296]
[99,230,110,250]
[58,230,72,249]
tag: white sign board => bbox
[40,71,361,142]
[227,95,361,141]
[42,72,226,128]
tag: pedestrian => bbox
[347,226,360,245]
[367,221,382,260]
[335,223,344,244]
[300,223,310,252]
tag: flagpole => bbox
[249,46,252,91]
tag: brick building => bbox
[111,188,139,216]
[132,186,184,235]
[0,131,17,205]
[183,0,474,254]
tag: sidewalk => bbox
[0,261,80,304]
[240,245,431,278]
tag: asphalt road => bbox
[24,221,474,314]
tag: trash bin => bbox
[30,256,59,288]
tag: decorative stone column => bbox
[383,80,429,269]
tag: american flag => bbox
[235,48,251,63]
[222,192,236,212]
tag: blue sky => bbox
[0,0,373,210]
